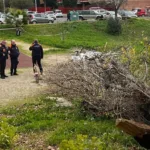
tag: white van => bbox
[0,13,6,24]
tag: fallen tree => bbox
[45,47,150,124]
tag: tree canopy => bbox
[10,0,33,9]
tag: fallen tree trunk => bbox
[116,118,150,149]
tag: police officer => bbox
[29,40,43,74]
[0,40,8,79]
[8,40,20,75]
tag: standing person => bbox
[67,11,71,21]
[29,40,43,74]
[8,40,20,76]
[0,40,8,79]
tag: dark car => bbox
[28,13,54,24]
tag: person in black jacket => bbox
[0,40,8,79]
[8,40,20,76]
[29,40,43,74]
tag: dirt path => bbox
[0,40,70,106]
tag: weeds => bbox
[0,96,143,149]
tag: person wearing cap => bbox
[0,40,8,79]
[8,40,20,76]
[29,40,43,74]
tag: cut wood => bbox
[116,118,150,137]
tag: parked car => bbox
[45,11,56,20]
[132,8,147,17]
[93,9,107,14]
[118,10,137,19]
[28,13,54,24]
[27,11,36,15]
[77,10,103,20]
[54,9,63,18]
[0,13,6,24]
[104,11,122,20]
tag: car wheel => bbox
[79,16,84,20]
[32,21,37,24]
[96,16,102,20]
[0,21,2,24]
[49,20,53,23]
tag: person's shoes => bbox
[1,76,5,79]
[14,73,18,75]
[4,75,8,77]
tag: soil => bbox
[0,40,70,106]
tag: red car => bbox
[132,8,147,17]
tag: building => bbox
[77,0,150,10]
[122,0,150,10]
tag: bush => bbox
[6,8,28,27]
[0,118,17,149]
[59,134,136,150]
[106,18,122,35]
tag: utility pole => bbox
[3,0,5,14]
[44,0,46,13]
[35,0,37,12]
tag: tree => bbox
[0,0,3,12]
[89,0,127,19]
[10,0,33,9]
[36,0,57,8]
[63,0,77,7]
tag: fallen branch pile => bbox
[45,51,150,123]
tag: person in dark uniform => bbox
[8,40,20,76]
[0,40,8,79]
[29,40,43,74]
[67,11,71,21]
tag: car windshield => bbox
[108,11,115,15]
[48,12,54,14]
[125,11,135,15]
[55,10,61,13]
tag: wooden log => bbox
[116,119,150,137]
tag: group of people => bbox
[0,39,43,79]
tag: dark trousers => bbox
[0,59,6,77]
[10,58,19,74]
[32,56,43,73]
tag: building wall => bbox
[122,0,150,10]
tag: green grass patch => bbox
[0,96,144,149]
[1,19,150,50]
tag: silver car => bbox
[29,13,54,24]
[118,10,137,19]
[45,11,56,20]
[0,13,6,24]
[104,11,122,20]
[77,10,103,20]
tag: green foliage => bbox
[0,96,144,149]
[10,0,33,9]
[1,19,150,49]
[0,118,17,149]
[59,134,136,150]
[63,0,77,7]
[106,18,122,35]
[6,8,28,27]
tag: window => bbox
[35,14,41,17]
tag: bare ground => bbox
[0,40,70,106]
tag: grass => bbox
[0,18,149,149]
[0,96,144,149]
[1,19,150,50]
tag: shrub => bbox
[59,134,135,150]
[0,118,17,149]
[106,18,122,35]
